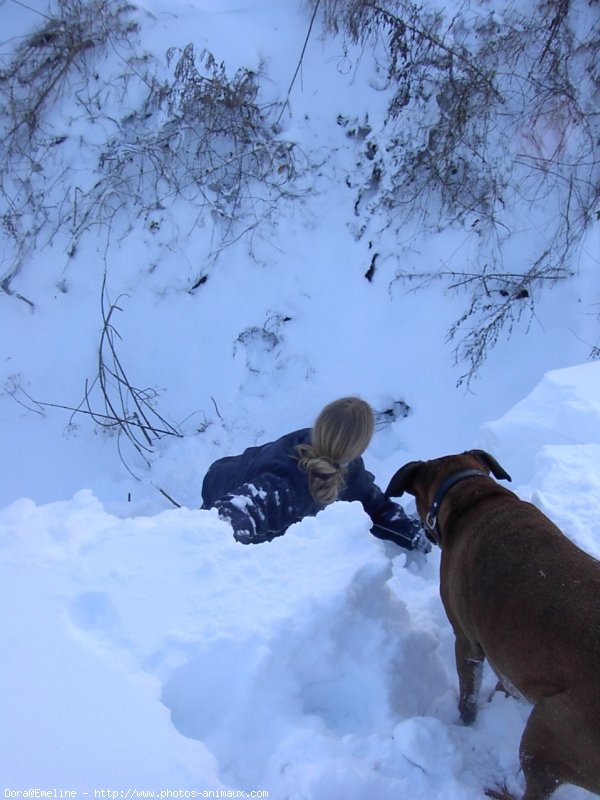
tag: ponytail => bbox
[296,396,375,506]
[296,446,346,505]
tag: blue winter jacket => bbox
[201,428,425,550]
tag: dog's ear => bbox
[385,461,423,497]
[467,449,512,482]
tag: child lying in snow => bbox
[201,396,430,552]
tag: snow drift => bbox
[2,361,599,799]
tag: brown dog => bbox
[386,449,600,800]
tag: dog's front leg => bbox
[455,633,485,725]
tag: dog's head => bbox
[385,450,512,544]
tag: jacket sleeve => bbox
[349,461,430,552]
[212,472,306,544]
[369,506,430,551]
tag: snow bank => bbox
[2,361,599,799]
[480,360,600,559]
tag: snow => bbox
[0,0,599,798]
[4,360,600,797]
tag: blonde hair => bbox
[296,396,375,506]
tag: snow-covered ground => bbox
[2,361,599,798]
[1,0,599,797]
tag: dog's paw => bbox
[484,783,515,800]
[459,700,478,725]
